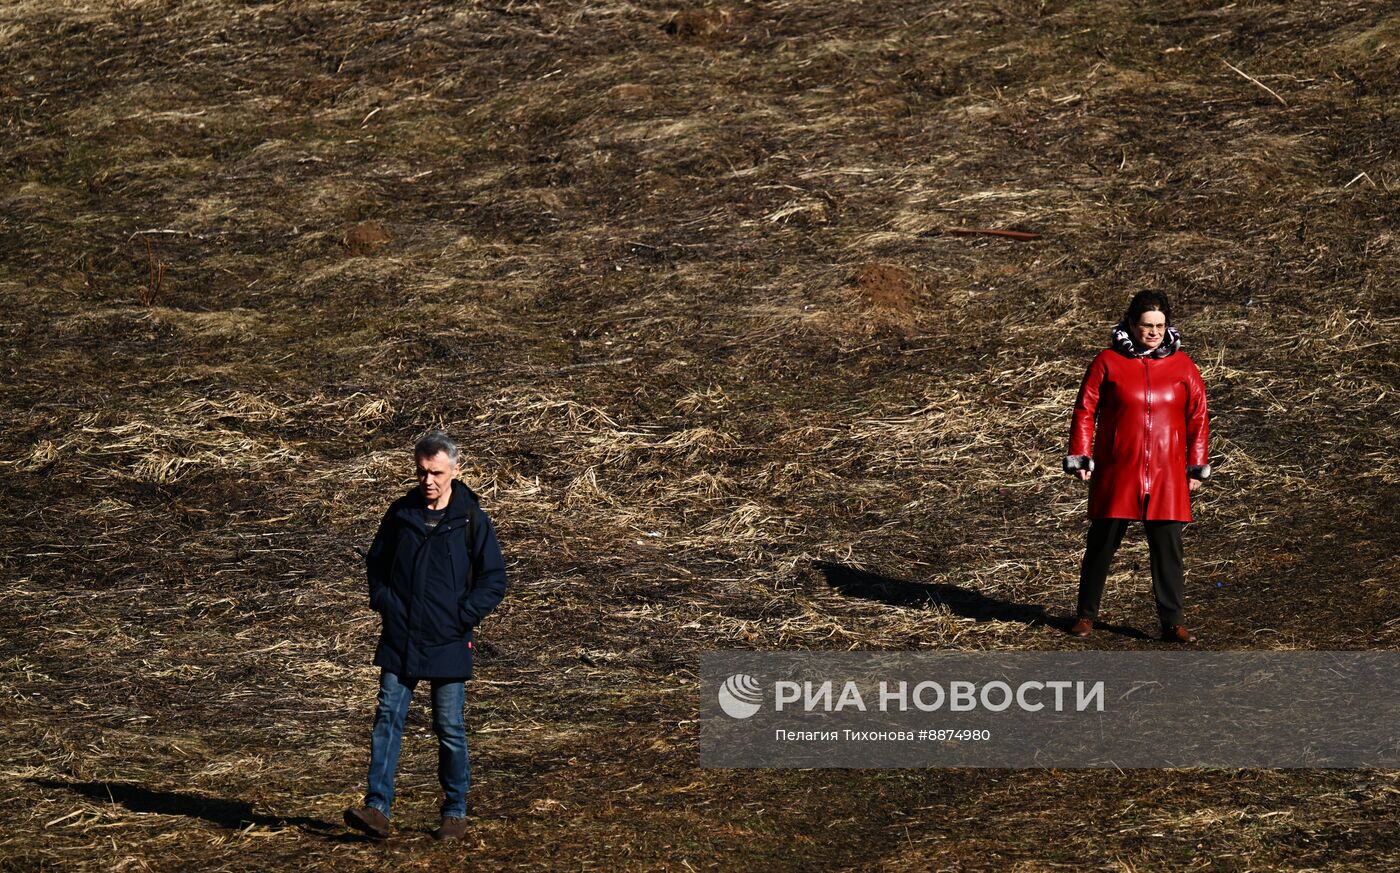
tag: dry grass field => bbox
[2,0,1398,869]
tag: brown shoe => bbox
[1069,616,1093,638]
[343,806,390,840]
[1161,623,1197,644]
[433,815,468,841]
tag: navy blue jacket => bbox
[366,479,507,679]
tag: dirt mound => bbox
[343,220,391,255]
[853,264,922,313]
[609,83,656,101]
[662,8,731,42]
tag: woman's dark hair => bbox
[1123,290,1172,326]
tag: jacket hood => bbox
[1111,319,1181,358]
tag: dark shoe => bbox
[1069,616,1093,638]
[433,815,468,841]
[343,806,390,840]
[1161,623,1197,644]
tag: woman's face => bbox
[1130,309,1167,350]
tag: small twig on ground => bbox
[1223,60,1287,106]
[138,238,166,306]
[560,357,635,371]
[945,228,1043,241]
[129,228,206,240]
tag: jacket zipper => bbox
[1142,357,1152,520]
[403,516,458,662]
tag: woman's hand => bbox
[1188,478,1202,492]
[1076,470,1091,482]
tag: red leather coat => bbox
[1068,348,1210,522]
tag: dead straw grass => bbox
[2,0,1398,870]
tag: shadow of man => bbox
[28,779,345,837]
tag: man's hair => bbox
[414,430,459,465]
[1123,289,1173,326]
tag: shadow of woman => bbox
[27,778,350,839]
[815,560,1152,641]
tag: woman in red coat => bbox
[1064,291,1211,642]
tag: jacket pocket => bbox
[379,589,408,638]
[420,584,467,645]
[370,584,399,614]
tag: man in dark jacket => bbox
[344,430,508,842]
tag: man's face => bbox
[415,451,458,506]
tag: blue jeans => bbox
[364,670,469,819]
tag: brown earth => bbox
[2,0,1398,871]
[343,220,392,255]
[854,263,923,313]
[663,7,735,43]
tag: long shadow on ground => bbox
[816,561,1152,641]
[28,779,344,836]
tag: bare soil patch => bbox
[342,220,391,256]
[853,263,923,313]
[662,7,734,43]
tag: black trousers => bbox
[1076,517,1186,626]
